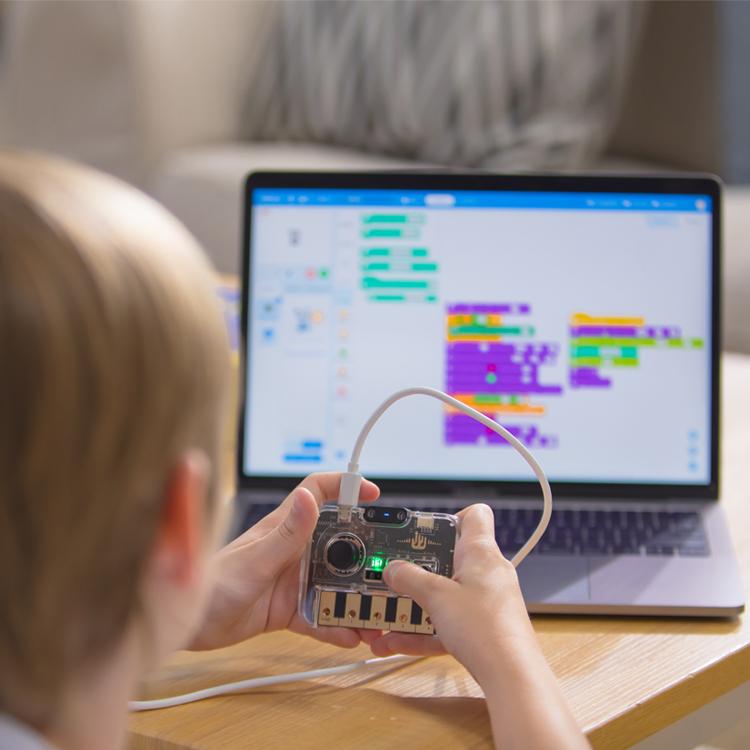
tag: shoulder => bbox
[0,714,55,750]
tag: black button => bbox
[333,592,346,619]
[359,595,373,620]
[327,539,359,571]
[384,597,398,623]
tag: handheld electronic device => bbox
[300,504,457,633]
[299,387,553,632]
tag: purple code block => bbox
[447,302,530,316]
[446,342,563,395]
[570,326,638,338]
[569,367,612,389]
[444,414,558,449]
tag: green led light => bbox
[369,556,385,570]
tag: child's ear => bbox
[150,451,210,588]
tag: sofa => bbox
[0,0,748,353]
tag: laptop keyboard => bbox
[421,505,710,558]
[237,502,280,532]
[236,502,709,558]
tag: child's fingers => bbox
[289,615,364,649]
[297,472,380,507]
[454,503,507,575]
[369,631,447,658]
[248,473,380,537]
[456,503,496,542]
[244,487,320,580]
[383,560,453,610]
[357,628,383,646]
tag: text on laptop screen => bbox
[243,189,713,485]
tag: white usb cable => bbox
[337,386,553,567]
[129,654,415,712]
[130,387,552,712]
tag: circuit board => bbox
[299,505,457,634]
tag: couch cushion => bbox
[149,143,418,273]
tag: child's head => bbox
[0,152,231,727]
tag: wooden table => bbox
[129,354,750,750]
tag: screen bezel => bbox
[238,171,721,500]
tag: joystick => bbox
[324,533,364,575]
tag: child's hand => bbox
[189,472,381,651]
[370,503,538,687]
[370,504,589,749]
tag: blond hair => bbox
[0,152,231,726]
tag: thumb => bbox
[253,487,319,578]
[383,560,452,610]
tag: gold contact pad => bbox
[317,590,339,626]
[391,597,417,633]
[344,593,364,627]
[363,596,388,630]
[414,609,434,635]
[416,515,435,531]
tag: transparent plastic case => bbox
[298,504,457,634]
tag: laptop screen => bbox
[241,178,716,491]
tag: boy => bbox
[0,153,587,749]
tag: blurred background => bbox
[0,0,747,359]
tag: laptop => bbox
[234,171,744,617]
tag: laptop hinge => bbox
[451,484,504,500]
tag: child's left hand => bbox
[189,472,381,650]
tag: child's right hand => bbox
[370,503,589,750]
[369,503,537,688]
